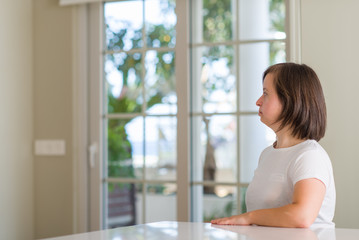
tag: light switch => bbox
[35,140,66,156]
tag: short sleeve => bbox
[289,149,331,188]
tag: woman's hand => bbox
[212,178,326,228]
[211,213,251,225]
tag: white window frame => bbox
[71,0,301,232]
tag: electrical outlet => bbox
[35,140,66,156]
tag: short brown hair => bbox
[263,63,327,141]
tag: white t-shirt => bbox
[245,140,336,227]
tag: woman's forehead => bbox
[263,73,275,88]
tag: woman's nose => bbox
[256,95,263,106]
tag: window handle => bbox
[88,142,98,168]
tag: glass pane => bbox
[239,41,285,112]
[145,50,176,114]
[107,118,144,179]
[191,46,236,113]
[105,1,143,51]
[191,115,237,184]
[106,53,143,114]
[106,183,141,228]
[145,116,177,180]
[145,0,176,48]
[192,0,234,43]
[239,0,285,40]
[240,186,248,214]
[203,186,237,222]
[270,41,286,65]
[145,184,177,222]
[240,115,275,183]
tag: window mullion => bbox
[286,0,302,63]
[176,0,191,222]
[141,0,147,225]
[234,0,241,216]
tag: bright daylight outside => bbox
[103,0,285,228]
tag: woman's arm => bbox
[211,178,326,228]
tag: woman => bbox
[211,63,336,228]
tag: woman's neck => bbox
[274,127,305,149]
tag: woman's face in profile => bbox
[256,73,283,131]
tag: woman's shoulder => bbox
[293,140,331,165]
[297,140,328,155]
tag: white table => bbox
[42,221,359,240]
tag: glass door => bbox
[103,0,178,228]
[87,0,294,230]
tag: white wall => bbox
[301,0,359,228]
[0,0,34,239]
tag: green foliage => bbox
[147,24,175,48]
[147,184,166,194]
[108,118,134,178]
[269,0,285,33]
[269,0,286,65]
[201,45,234,105]
[203,0,233,42]
[203,200,235,222]
[203,188,247,222]
[108,92,142,114]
